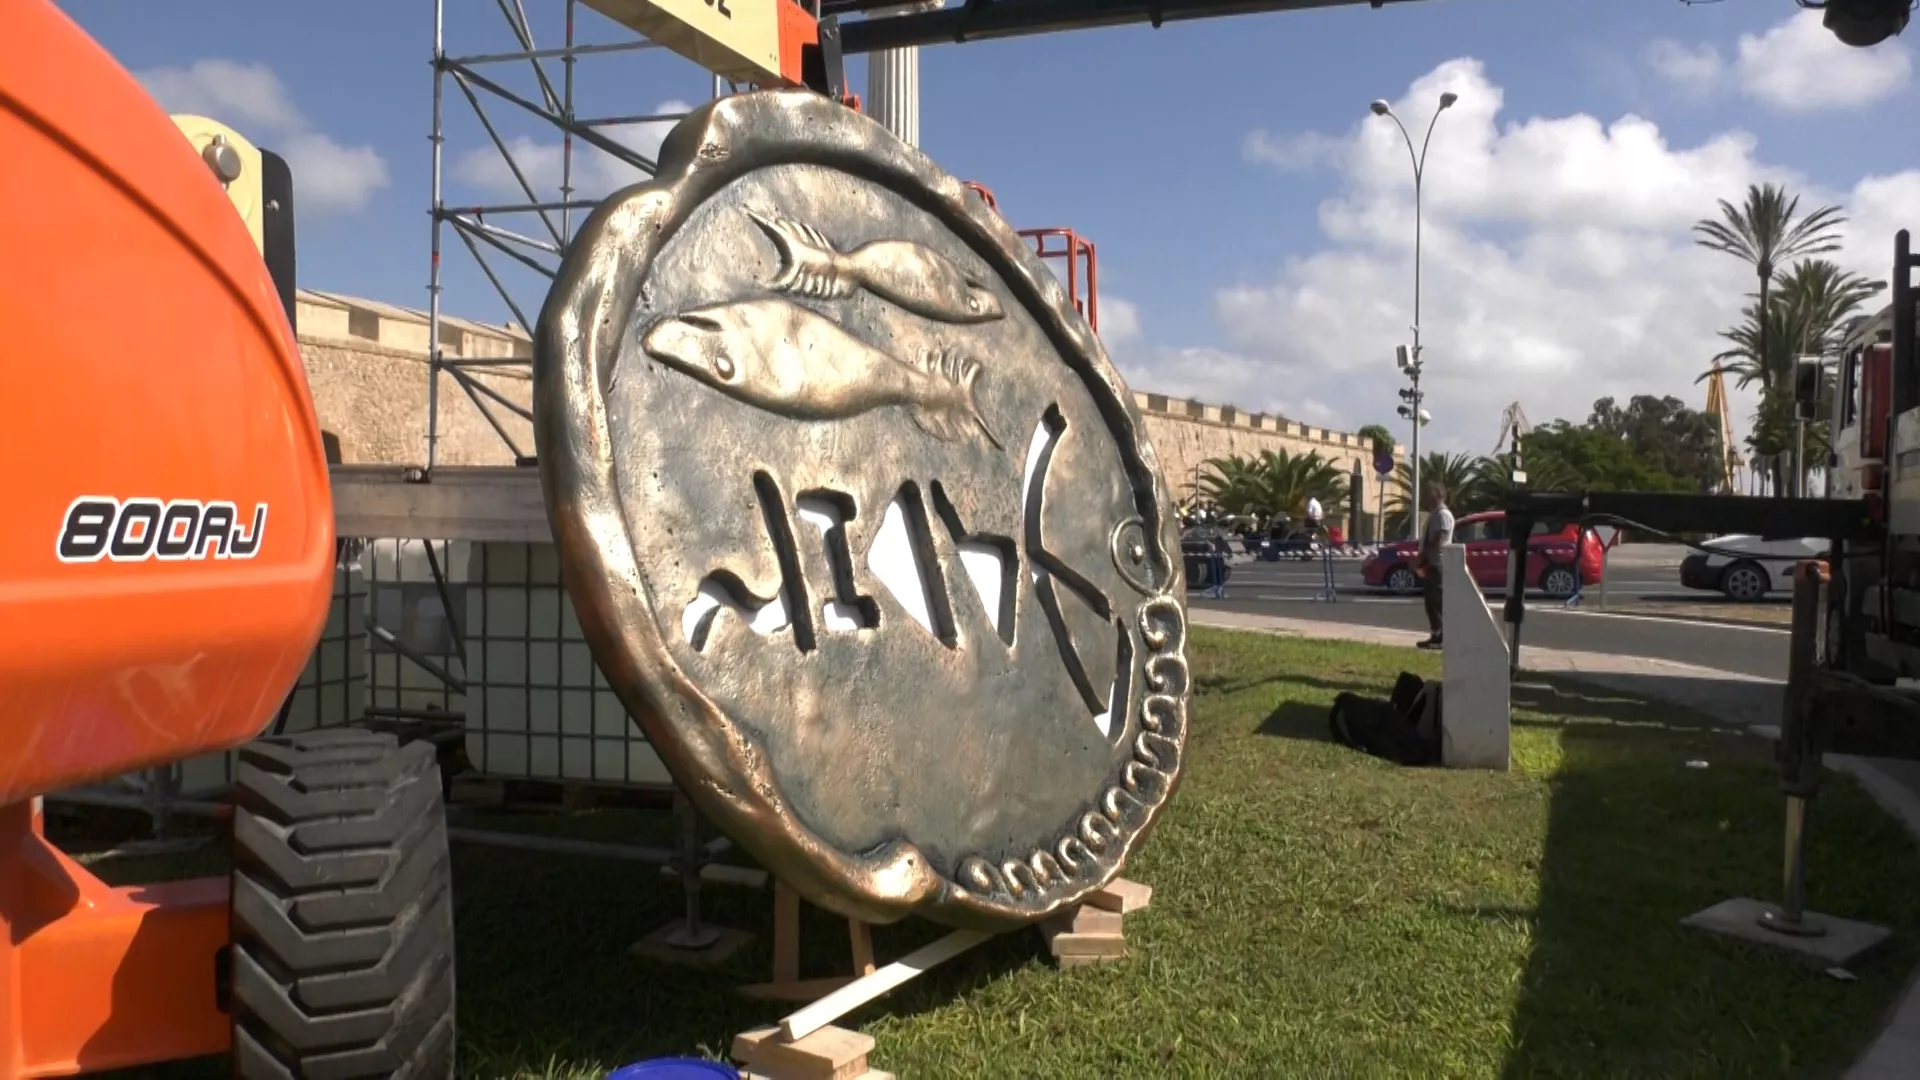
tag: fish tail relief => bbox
[747,210,858,301]
[909,348,1004,451]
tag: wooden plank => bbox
[780,929,992,1042]
[848,920,875,978]
[329,464,551,542]
[773,882,802,985]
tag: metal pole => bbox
[662,788,721,949]
[561,0,576,242]
[426,0,447,471]
[1794,419,1807,499]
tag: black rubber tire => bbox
[1720,560,1770,602]
[1386,565,1420,595]
[229,729,457,1079]
[1539,563,1580,600]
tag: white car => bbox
[1678,535,1828,601]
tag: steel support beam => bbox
[837,0,1423,52]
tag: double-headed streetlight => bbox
[1370,91,1457,538]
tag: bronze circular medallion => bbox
[533,89,1190,930]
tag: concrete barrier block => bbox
[1441,545,1511,771]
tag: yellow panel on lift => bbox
[169,114,265,255]
[582,0,783,85]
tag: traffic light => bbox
[1794,360,1821,422]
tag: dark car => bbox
[1182,530,1234,591]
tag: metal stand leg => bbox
[661,788,721,951]
[1758,561,1830,939]
[1758,795,1827,937]
[142,766,173,841]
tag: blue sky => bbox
[58,0,1920,456]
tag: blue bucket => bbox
[607,1059,739,1080]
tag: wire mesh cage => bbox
[463,541,671,787]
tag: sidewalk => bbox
[1189,607,1920,1080]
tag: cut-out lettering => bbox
[930,480,1016,646]
[682,572,790,651]
[796,491,880,632]
[866,483,957,646]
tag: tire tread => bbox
[230,730,456,1079]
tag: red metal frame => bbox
[1019,227,1098,334]
[959,182,1101,335]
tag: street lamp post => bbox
[1371,91,1457,539]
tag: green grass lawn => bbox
[82,628,1920,1079]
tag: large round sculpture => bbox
[533,89,1190,930]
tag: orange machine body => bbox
[0,0,335,803]
[0,3,334,1074]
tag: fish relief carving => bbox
[749,209,1007,325]
[641,297,1003,450]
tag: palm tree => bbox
[1254,448,1348,519]
[1196,455,1269,517]
[1693,184,1846,392]
[1384,451,1482,534]
[1467,452,1580,511]
[1701,259,1884,390]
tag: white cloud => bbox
[1146,56,1920,459]
[1099,299,1340,427]
[450,100,695,201]
[1242,129,1347,172]
[1644,39,1725,100]
[1098,295,1142,347]
[1645,10,1911,112]
[1735,10,1911,112]
[137,59,389,213]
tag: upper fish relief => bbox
[639,209,1008,450]
[641,297,1004,450]
[747,210,1006,326]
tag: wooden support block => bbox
[1057,953,1116,969]
[733,1024,873,1080]
[1040,905,1123,941]
[1049,932,1127,959]
[1085,877,1152,914]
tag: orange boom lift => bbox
[0,3,455,1077]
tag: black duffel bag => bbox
[1327,672,1443,767]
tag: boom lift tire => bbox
[229,729,457,1079]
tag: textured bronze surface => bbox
[532,89,1190,930]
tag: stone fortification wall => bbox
[296,290,1397,516]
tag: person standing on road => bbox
[1305,495,1324,541]
[1416,482,1454,650]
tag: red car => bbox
[1362,511,1604,599]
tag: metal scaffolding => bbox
[424,0,744,469]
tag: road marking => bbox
[1534,608,1790,634]
[1246,593,1405,605]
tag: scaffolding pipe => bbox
[427,0,448,471]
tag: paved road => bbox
[1190,553,1791,681]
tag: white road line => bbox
[1542,608,1791,634]
[1245,594,1405,605]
